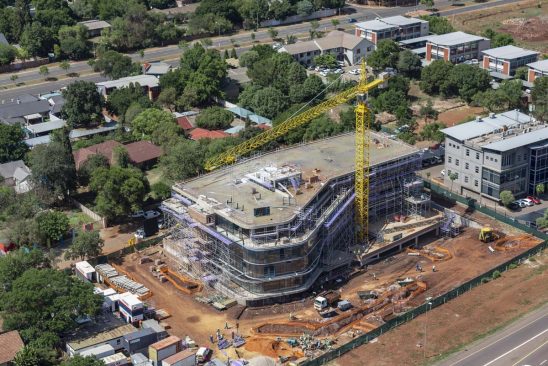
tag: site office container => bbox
[148,336,181,366]
[119,293,144,323]
[75,261,96,282]
[78,344,115,359]
[100,352,129,366]
[161,349,196,366]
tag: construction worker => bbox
[209,335,214,344]
[225,321,229,329]
[432,265,437,272]
[372,273,376,280]
[236,322,239,332]
[231,331,235,339]
[216,329,221,340]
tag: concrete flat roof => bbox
[427,31,487,46]
[527,59,548,73]
[355,16,426,31]
[482,126,548,152]
[96,75,159,90]
[174,132,418,229]
[482,45,538,60]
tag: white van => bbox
[196,347,212,363]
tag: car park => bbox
[527,196,541,204]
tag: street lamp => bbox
[424,299,433,359]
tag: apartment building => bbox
[426,31,490,63]
[354,16,429,45]
[278,30,374,66]
[481,45,539,78]
[441,110,547,201]
[527,59,548,83]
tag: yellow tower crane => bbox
[204,60,389,244]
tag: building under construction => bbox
[160,132,436,306]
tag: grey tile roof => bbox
[0,160,29,180]
[96,75,159,90]
[77,20,111,31]
[280,31,373,55]
[482,45,538,60]
[355,16,427,31]
[0,100,50,124]
[144,62,171,75]
[427,31,487,46]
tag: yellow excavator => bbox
[479,227,499,243]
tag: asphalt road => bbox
[0,0,520,101]
[437,303,548,366]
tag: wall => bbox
[260,9,337,28]
[72,198,108,227]
[0,58,49,74]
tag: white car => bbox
[520,198,535,207]
[333,68,344,74]
[349,69,360,75]
[440,169,446,176]
[134,228,145,239]
[129,210,145,218]
[319,71,329,77]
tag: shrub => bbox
[491,270,501,279]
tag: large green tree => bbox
[35,210,69,246]
[420,15,455,34]
[131,108,181,146]
[61,81,104,128]
[0,248,50,293]
[396,49,422,78]
[0,268,102,343]
[90,166,148,219]
[442,64,491,102]
[64,230,104,260]
[195,107,234,130]
[532,77,547,122]
[420,60,454,95]
[61,356,106,366]
[160,139,205,181]
[367,40,400,70]
[58,24,90,60]
[0,124,28,164]
[249,86,289,119]
[92,50,140,79]
[106,82,153,118]
[0,43,17,65]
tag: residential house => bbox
[278,30,374,66]
[426,31,490,63]
[0,95,51,125]
[188,128,229,141]
[480,45,539,79]
[527,59,548,83]
[0,331,24,366]
[175,115,194,133]
[143,62,172,77]
[355,16,429,45]
[73,140,163,170]
[441,110,547,201]
[96,75,160,101]
[77,20,111,38]
[0,160,32,193]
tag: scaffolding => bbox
[403,178,431,219]
[440,211,461,238]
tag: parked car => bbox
[129,210,145,218]
[158,219,165,229]
[440,169,446,176]
[521,198,535,207]
[527,196,541,204]
[513,200,526,208]
[348,18,357,23]
[333,68,344,74]
[507,202,521,211]
[349,69,360,75]
[134,228,145,239]
[145,210,161,219]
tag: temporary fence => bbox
[91,235,166,266]
[303,239,547,366]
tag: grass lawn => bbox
[145,166,164,186]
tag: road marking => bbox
[540,359,547,365]
[448,313,547,366]
[482,329,548,366]
[511,339,548,366]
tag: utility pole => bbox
[424,300,432,359]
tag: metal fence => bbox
[303,239,547,366]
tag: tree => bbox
[331,19,340,28]
[59,60,70,74]
[230,48,237,59]
[251,32,256,41]
[497,79,523,110]
[39,65,49,79]
[419,15,454,34]
[536,208,548,229]
[536,183,545,196]
[78,154,109,186]
[0,248,50,293]
[268,27,278,40]
[196,107,234,130]
[420,122,445,142]
[124,102,145,125]
[92,50,139,79]
[149,0,177,10]
[10,74,18,83]
[0,43,17,65]
[448,172,458,192]
[296,0,314,16]
[58,25,90,60]
[112,146,130,168]
[35,210,69,246]
[420,60,453,95]
[482,28,514,47]
[0,124,28,163]
[61,81,104,128]
[20,22,54,57]
[90,166,149,219]
[309,20,320,39]
[157,87,178,112]
[499,190,515,207]
[396,49,422,78]
[371,89,408,114]
[367,40,400,70]
[250,87,289,119]
[160,140,204,181]
[106,83,152,118]
[420,0,434,8]
[150,181,172,200]
[419,99,438,123]
[0,268,102,343]
[239,50,259,67]
[314,54,337,68]
[443,64,491,102]
[13,344,56,366]
[531,77,547,122]
[61,356,106,366]
[65,230,104,260]
[131,108,181,146]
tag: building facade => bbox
[426,32,490,63]
[527,59,548,83]
[278,31,374,66]
[161,133,421,306]
[481,45,539,78]
[96,75,160,101]
[441,110,548,201]
[354,16,428,45]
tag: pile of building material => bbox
[95,264,151,299]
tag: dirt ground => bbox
[437,106,485,127]
[451,0,548,53]
[332,249,548,366]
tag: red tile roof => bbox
[176,116,194,131]
[257,123,271,130]
[73,140,122,169]
[189,128,229,141]
[0,331,24,364]
[124,140,163,164]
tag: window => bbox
[448,157,452,163]
[456,159,460,166]
[476,152,480,159]
[357,48,361,54]
[465,176,469,183]
[474,179,479,187]
[475,166,479,173]
[466,149,470,156]
[465,162,469,169]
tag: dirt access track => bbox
[115,210,541,363]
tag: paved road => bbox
[0,0,519,100]
[437,303,548,366]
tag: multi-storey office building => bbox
[426,31,490,63]
[527,59,548,83]
[161,133,421,305]
[441,110,548,201]
[354,16,429,45]
[480,45,539,79]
